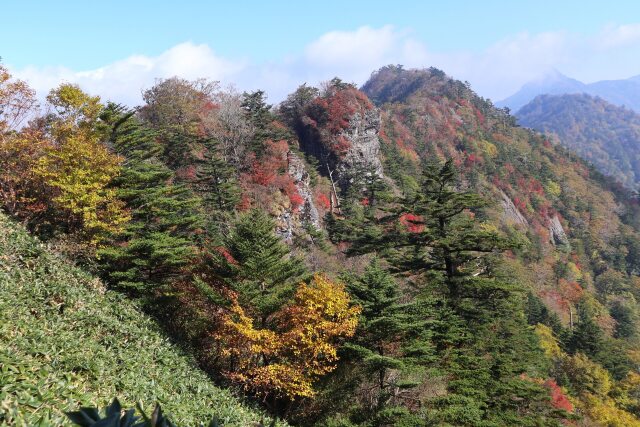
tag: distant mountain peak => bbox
[534,68,574,83]
[496,70,586,112]
[517,93,640,188]
[499,71,640,113]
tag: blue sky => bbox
[4,0,640,104]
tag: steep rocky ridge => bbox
[286,83,384,210]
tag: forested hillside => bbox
[3,62,640,426]
[517,93,640,189]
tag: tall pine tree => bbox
[336,160,565,425]
[97,104,203,293]
[194,136,240,238]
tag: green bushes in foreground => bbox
[0,212,278,426]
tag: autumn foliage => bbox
[544,379,574,412]
[399,213,425,233]
[0,74,129,242]
[239,139,303,211]
[0,131,52,223]
[34,133,129,241]
[301,81,374,157]
[217,274,360,399]
[0,64,37,132]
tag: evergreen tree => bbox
[338,160,564,425]
[341,260,430,417]
[611,300,636,339]
[526,291,565,335]
[242,90,272,131]
[158,126,199,171]
[213,209,306,324]
[568,301,605,358]
[97,105,202,293]
[241,90,290,155]
[194,136,240,236]
[344,162,390,210]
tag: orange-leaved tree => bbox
[0,65,49,223]
[0,130,52,224]
[218,273,360,400]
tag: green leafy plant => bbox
[66,398,276,427]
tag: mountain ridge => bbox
[516,93,640,189]
[498,70,640,112]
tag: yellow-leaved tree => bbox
[218,274,360,400]
[534,323,640,426]
[34,84,129,243]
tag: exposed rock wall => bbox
[275,151,320,242]
[335,108,384,185]
[500,190,528,227]
[295,88,385,206]
[549,214,569,246]
[288,151,320,228]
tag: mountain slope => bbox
[517,93,640,188]
[498,71,640,113]
[363,66,640,282]
[5,62,640,426]
[361,63,640,360]
[338,65,640,425]
[0,212,276,426]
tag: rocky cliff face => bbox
[288,151,320,228]
[334,107,384,188]
[500,190,528,227]
[292,84,385,209]
[548,214,569,246]
[275,151,320,242]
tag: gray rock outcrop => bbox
[275,151,320,242]
[548,214,569,246]
[500,190,528,227]
[287,151,320,228]
[335,108,384,184]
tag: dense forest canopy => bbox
[517,93,640,189]
[3,61,640,426]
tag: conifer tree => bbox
[194,136,240,236]
[213,209,306,323]
[344,162,390,210]
[338,160,564,425]
[242,90,272,131]
[241,90,289,155]
[567,301,605,358]
[196,137,239,212]
[611,300,636,339]
[340,259,435,422]
[97,105,202,293]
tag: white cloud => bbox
[596,23,640,49]
[9,24,640,106]
[304,25,398,68]
[12,42,246,106]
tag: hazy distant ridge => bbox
[499,70,640,113]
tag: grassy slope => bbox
[0,212,275,426]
